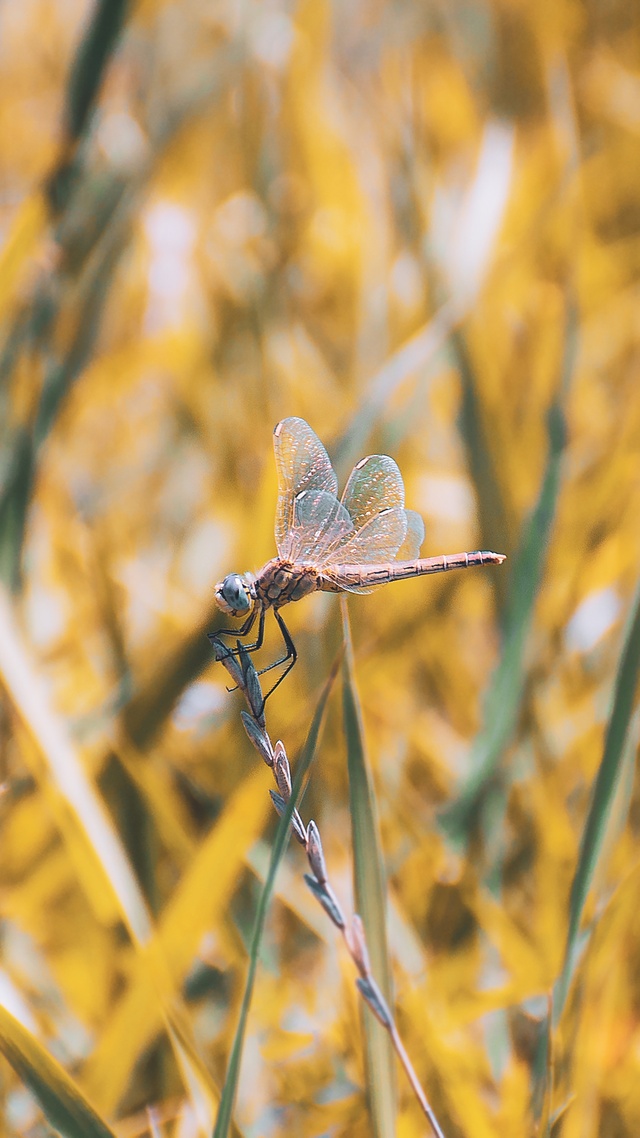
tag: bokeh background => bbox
[1,0,639,1135]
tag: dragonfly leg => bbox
[257,609,298,704]
[209,608,267,693]
[208,605,263,653]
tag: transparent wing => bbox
[319,502,408,582]
[273,418,338,556]
[396,509,425,560]
[321,571,379,595]
[340,454,405,531]
[283,489,354,563]
[321,507,425,594]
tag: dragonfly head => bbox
[215,573,253,617]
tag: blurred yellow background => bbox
[0,0,639,1135]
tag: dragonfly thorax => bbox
[215,573,254,617]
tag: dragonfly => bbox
[211,417,506,701]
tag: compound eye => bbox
[224,574,250,613]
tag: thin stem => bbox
[389,1022,446,1138]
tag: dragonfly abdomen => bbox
[319,550,506,591]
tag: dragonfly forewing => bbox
[286,489,354,563]
[274,418,337,556]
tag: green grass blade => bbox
[212,652,341,1138]
[341,601,396,1138]
[531,579,640,1117]
[0,1005,117,1138]
[0,237,127,592]
[554,580,640,1023]
[455,327,512,610]
[439,400,566,848]
[64,0,131,145]
[440,300,578,853]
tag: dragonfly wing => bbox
[322,506,424,593]
[321,503,407,570]
[320,506,404,594]
[396,509,425,560]
[321,571,378,595]
[274,418,338,556]
[285,489,354,562]
[340,454,405,531]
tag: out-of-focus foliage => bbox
[0,0,639,1134]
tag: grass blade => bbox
[531,579,640,1117]
[455,327,512,608]
[0,1005,117,1138]
[440,298,578,854]
[80,767,272,1116]
[212,653,341,1138]
[555,581,640,1022]
[341,601,396,1138]
[64,0,131,145]
[0,587,152,944]
[439,399,565,848]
